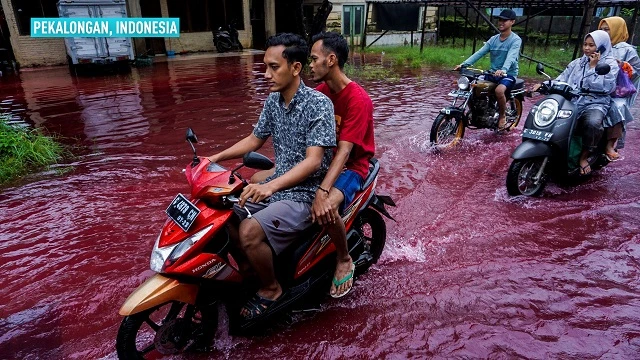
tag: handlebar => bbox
[535,81,610,98]
[579,88,609,96]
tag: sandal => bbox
[330,262,355,299]
[240,292,282,320]
[605,151,621,162]
[579,164,592,176]
[496,118,511,131]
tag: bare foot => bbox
[497,117,508,131]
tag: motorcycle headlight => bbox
[457,76,470,90]
[534,99,559,127]
[149,225,213,272]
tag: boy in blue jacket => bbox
[454,9,521,130]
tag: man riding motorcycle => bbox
[206,33,336,320]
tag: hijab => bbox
[585,30,612,58]
[599,17,629,45]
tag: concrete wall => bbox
[322,2,438,47]
[1,0,67,67]
[157,0,252,54]
[0,0,254,68]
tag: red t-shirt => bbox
[316,81,375,179]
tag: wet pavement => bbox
[1,52,640,359]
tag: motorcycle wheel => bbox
[430,113,465,148]
[355,208,386,275]
[506,158,547,196]
[503,97,523,131]
[116,301,212,360]
[216,40,232,53]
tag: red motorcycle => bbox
[116,128,395,359]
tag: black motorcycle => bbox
[506,63,611,197]
[213,23,243,53]
[430,68,526,147]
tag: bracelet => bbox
[318,186,330,194]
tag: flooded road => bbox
[1,54,640,359]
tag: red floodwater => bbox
[1,54,640,359]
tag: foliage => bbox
[620,8,635,17]
[361,43,575,78]
[344,63,400,81]
[0,114,66,185]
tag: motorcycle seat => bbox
[512,78,525,90]
[336,158,380,216]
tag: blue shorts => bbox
[333,169,364,213]
[484,74,517,90]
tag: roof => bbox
[364,0,640,7]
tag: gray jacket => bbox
[556,30,619,115]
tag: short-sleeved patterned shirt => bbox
[253,80,336,204]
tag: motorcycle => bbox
[506,63,611,197]
[213,23,243,53]
[430,68,526,147]
[115,128,395,359]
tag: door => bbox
[140,0,166,55]
[343,5,364,46]
[251,0,265,49]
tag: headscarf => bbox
[585,30,612,58]
[598,17,629,45]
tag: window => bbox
[12,0,58,35]
[343,5,364,37]
[167,0,244,33]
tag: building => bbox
[0,0,264,67]
[0,0,436,68]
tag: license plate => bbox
[522,128,553,141]
[165,194,200,232]
[447,90,470,98]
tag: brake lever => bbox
[226,195,253,219]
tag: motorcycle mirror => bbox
[595,63,610,76]
[243,152,274,170]
[186,128,198,143]
[185,128,199,167]
[536,63,545,75]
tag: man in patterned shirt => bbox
[207,33,336,320]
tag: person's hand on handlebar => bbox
[494,69,506,77]
[454,64,462,71]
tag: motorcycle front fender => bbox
[119,274,199,316]
[511,140,553,160]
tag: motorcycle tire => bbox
[503,97,523,131]
[506,158,547,197]
[216,40,232,53]
[430,113,465,148]
[116,301,212,360]
[354,208,386,275]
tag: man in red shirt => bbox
[309,32,375,298]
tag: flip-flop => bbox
[579,164,592,176]
[240,292,282,320]
[330,262,355,299]
[605,152,621,162]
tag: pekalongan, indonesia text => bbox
[31,19,179,37]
